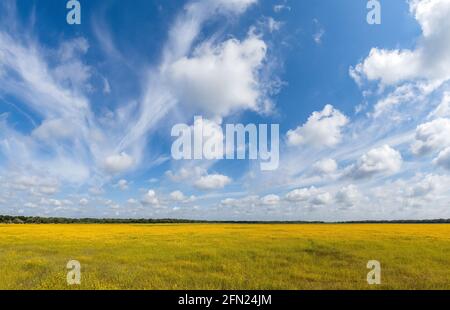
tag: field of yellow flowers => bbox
[0,224,448,289]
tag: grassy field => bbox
[0,224,448,290]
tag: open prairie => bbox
[0,224,448,290]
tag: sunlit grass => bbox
[0,224,448,289]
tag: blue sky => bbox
[1,0,450,221]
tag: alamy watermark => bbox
[367,260,381,285]
[66,1,380,26]
[367,0,381,25]
[66,0,81,25]
[171,116,279,171]
[67,260,81,285]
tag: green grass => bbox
[0,224,448,290]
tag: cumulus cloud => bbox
[165,34,268,119]
[370,174,450,213]
[169,190,195,203]
[1,174,60,196]
[261,194,280,206]
[335,185,361,207]
[411,118,450,155]
[372,82,438,118]
[287,105,348,148]
[347,145,403,179]
[104,153,134,174]
[166,166,208,183]
[310,192,332,206]
[285,187,319,202]
[221,194,282,208]
[194,174,232,190]
[406,175,438,198]
[350,0,450,85]
[170,190,186,202]
[284,186,332,206]
[220,195,260,208]
[142,190,159,205]
[41,198,63,207]
[434,147,450,170]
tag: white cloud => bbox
[285,187,318,202]
[0,31,95,182]
[0,0,262,195]
[312,19,325,44]
[347,145,403,179]
[58,37,89,61]
[211,0,257,14]
[261,194,280,206]
[411,118,450,155]
[350,48,419,85]
[273,4,291,13]
[104,153,134,174]
[434,147,450,170]
[38,198,73,208]
[32,118,77,141]
[89,187,104,196]
[115,179,129,191]
[313,158,338,175]
[38,186,59,195]
[372,82,439,118]
[166,34,268,119]
[2,174,60,196]
[350,0,450,85]
[429,92,450,119]
[286,105,349,147]
[335,185,361,207]
[166,166,207,182]
[310,192,332,206]
[24,202,38,208]
[220,195,260,208]
[284,186,332,206]
[53,60,92,91]
[265,17,283,33]
[370,173,450,213]
[142,190,159,205]
[169,191,196,203]
[119,0,260,153]
[406,175,438,197]
[127,198,139,205]
[52,37,92,92]
[79,198,89,206]
[170,190,186,202]
[102,77,111,94]
[194,174,232,190]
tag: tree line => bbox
[0,215,449,224]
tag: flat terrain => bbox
[0,224,448,290]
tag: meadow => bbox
[0,224,448,290]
